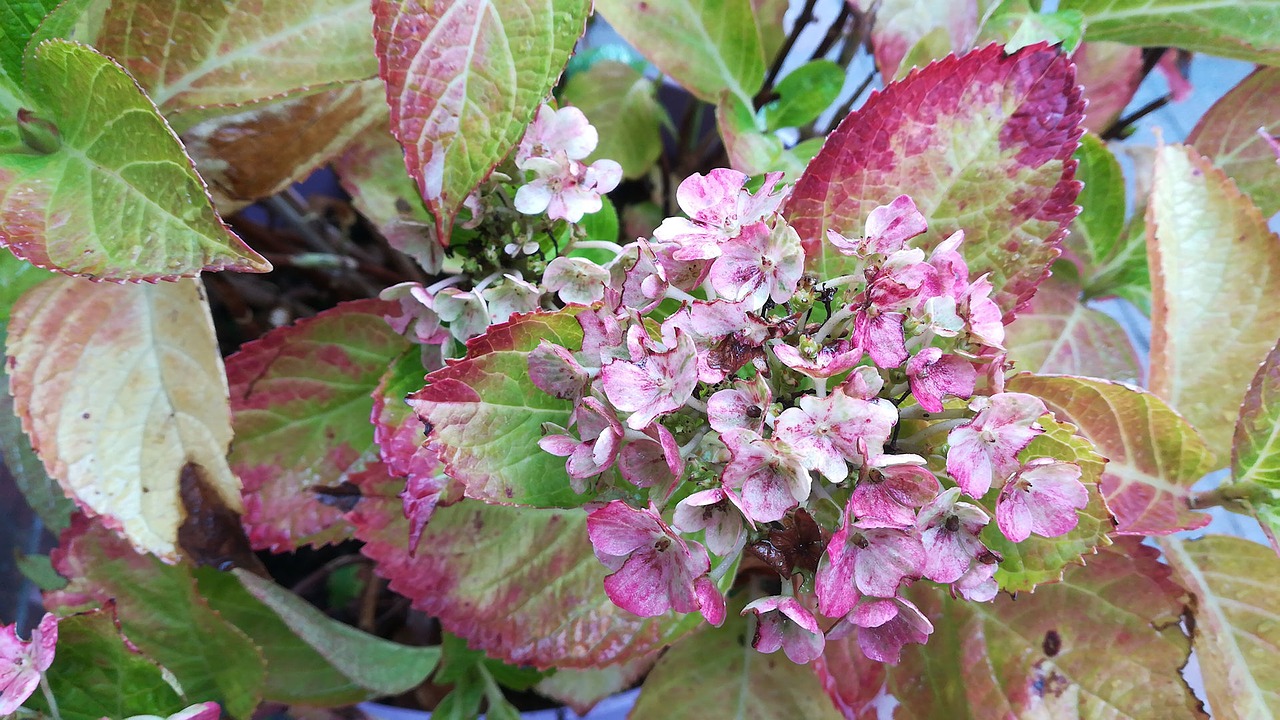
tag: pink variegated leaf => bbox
[226,299,411,552]
[1186,67,1280,217]
[1004,277,1141,383]
[1072,42,1143,134]
[372,0,591,241]
[851,0,979,82]
[814,630,886,720]
[1008,374,1215,536]
[785,43,1083,318]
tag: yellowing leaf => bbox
[6,276,240,561]
[1148,144,1280,462]
[1161,535,1280,720]
[1004,277,1141,383]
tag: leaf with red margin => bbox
[813,631,886,720]
[347,471,699,669]
[1008,374,1215,536]
[1071,42,1143,135]
[408,310,593,507]
[372,0,591,241]
[0,40,268,281]
[6,277,241,561]
[1232,339,1280,543]
[49,515,267,719]
[1004,276,1141,384]
[850,0,978,82]
[890,540,1203,719]
[226,299,411,552]
[784,43,1083,318]
[1148,145,1280,462]
[1187,67,1280,218]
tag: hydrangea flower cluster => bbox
[0,613,57,715]
[512,105,623,223]
[525,170,1090,665]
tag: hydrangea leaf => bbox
[185,78,387,209]
[26,609,187,720]
[594,0,764,107]
[0,248,49,322]
[717,93,810,178]
[1186,67,1280,217]
[850,0,979,82]
[0,40,269,280]
[50,515,267,719]
[534,658,654,716]
[348,472,699,669]
[1067,132,1150,304]
[1148,145,1280,461]
[752,0,788,61]
[813,632,886,720]
[784,43,1084,318]
[1232,339,1280,532]
[760,60,844,131]
[6,277,241,561]
[1008,374,1216,536]
[892,541,1202,719]
[978,414,1112,593]
[372,0,591,242]
[0,0,56,82]
[1058,0,1280,65]
[978,4,1085,54]
[1004,277,1142,384]
[86,0,377,121]
[1072,42,1143,135]
[628,611,843,720]
[1161,535,1280,720]
[225,299,411,552]
[560,61,666,180]
[408,310,593,506]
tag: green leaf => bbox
[225,299,411,552]
[1231,339,1280,520]
[0,249,48,321]
[1148,144,1280,461]
[630,609,842,720]
[372,0,591,241]
[84,0,378,121]
[977,414,1113,593]
[979,2,1085,53]
[408,310,592,506]
[1060,0,1280,64]
[0,0,56,82]
[1187,67,1280,217]
[1161,535,1280,720]
[535,658,654,716]
[29,609,187,720]
[14,552,65,590]
[760,60,843,131]
[891,541,1203,719]
[717,93,809,178]
[1068,133,1151,304]
[0,40,269,280]
[1008,373,1216,536]
[594,0,766,106]
[1003,276,1142,383]
[432,675,486,720]
[561,61,665,179]
[50,516,267,719]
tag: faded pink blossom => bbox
[955,557,999,602]
[816,520,924,617]
[600,326,698,430]
[850,454,940,528]
[743,596,825,664]
[707,375,771,434]
[844,596,933,664]
[708,220,805,309]
[618,423,684,491]
[772,338,862,379]
[826,195,927,257]
[852,307,908,368]
[869,248,940,309]
[946,393,1047,498]
[961,274,1005,349]
[840,366,886,400]
[929,230,969,299]
[673,487,747,556]
[773,389,897,482]
[996,459,1088,543]
[0,613,57,715]
[577,301,626,364]
[916,487,991,584]
[586,501,725,625]
[123,702,224,720]
[612,240,668,313]
[517,105,598,166]
[483,275,541,323]
[379,282,447,344]
[905,347,976,413]
[653,169,786,261]
[515,154,622,223]
[720,429,811,523]
[528,341,591,401]
[538,398,623,491]
[662,300,770,383]
[544,256,609,305]
[433,287,489,342]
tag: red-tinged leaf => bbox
[0,40,268,281]
[1148,145,1280,461]
[1004,276,1141,383]
[891,540,1203,719]
[784,43,1083,318]
[1072,42,1143,135]
[373,0,591,241]
[226,299,411,552]
[87,0,377,122]
[408,310,593,506]
[1232,340,1280,540]
[850,0,978,82]
[814,631,886,720]
[534,657,654,716]
[1187,67,1280,218]
[628,611,843,720]
[185,79,387,209]
[1161,535,1280,720]
[347,472,697,669]
[1008,374,1215,535]
[50,516,267,719]
[6,277,242,561]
